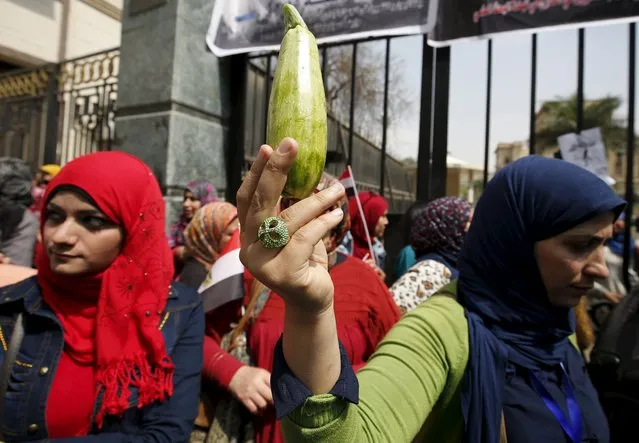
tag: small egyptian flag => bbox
[198,229,244,313]
[339,166,357,199]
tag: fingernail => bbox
[329,182,344,193]
[278,141,292,154]
[331,208,343,218]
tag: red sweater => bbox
[201,257,401,443]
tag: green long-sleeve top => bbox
[282,290,469,442]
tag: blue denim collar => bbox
[0,277,38,309]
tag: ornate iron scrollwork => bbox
[57,49,120,163]
[0,69,49,99]
[0,48,120,166]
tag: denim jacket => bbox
[0,277,204,443]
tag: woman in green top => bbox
[236,137,622,443]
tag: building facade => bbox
[0,0,122,70]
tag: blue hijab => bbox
[457,156,625,443]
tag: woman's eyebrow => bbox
[75,209,105,217]
[569,233,612,243]
[46,203,104,217]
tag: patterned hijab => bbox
[409,196,472,273]
[186,180,219,206]
[167,180,219,248]
[184,202,238,269]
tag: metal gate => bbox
[241,36,421,215]
[0,67,52,166]
[0,48,119,168]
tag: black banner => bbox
[430,0,639,45]
[206,0,436,57]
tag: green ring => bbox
[258,216,290,249]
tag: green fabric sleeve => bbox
[281,293,469,442]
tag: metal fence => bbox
[242,36,418,214]
[465,24,638,286]
[0,48,119,168]
[0,67,53,167]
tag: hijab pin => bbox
[145,311,151,317]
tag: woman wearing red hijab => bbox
[0,152,204,442]
[342,191,389,276]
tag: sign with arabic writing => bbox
[429,0,639,46]
[206,0,437,57]
[558,127,614,185]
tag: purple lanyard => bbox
[529,363,583,443]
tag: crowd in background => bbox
[0,149,638,442]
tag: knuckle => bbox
[251,190,269,213]
[313,191,331,206]
[316,215,332,230]
[292,229,311,246]
[278,207,296,224]
[264,158,281,174]
[236,189,248,206]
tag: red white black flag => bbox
[339,166,356,199]
[198,229,244,312]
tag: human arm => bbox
[199,293,273,413]
[235,140,346,393]
[202,334,244,387]
[202,329,274,415]
[278,295,469,442]
[51,299,205,443]
[0,264,37,286]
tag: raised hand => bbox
[236,138,345,314]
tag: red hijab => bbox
[36,151,174,427]
[348,191,388,259]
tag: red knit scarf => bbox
[37,151,175,428]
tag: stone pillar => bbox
[114,0,231,226]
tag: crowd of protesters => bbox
[0,139,638,442]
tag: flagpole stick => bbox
[348,165,377,265]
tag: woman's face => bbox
[43,191,123,276]
[219,218,240,252]
[183,191,202,220]
[375,211,389,238]
[535,212,614,308]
